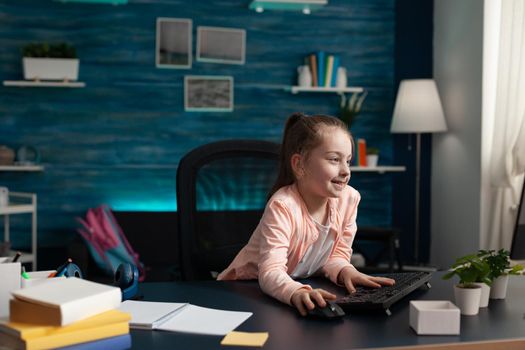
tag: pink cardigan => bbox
[217,183,361,305]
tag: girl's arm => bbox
[257,199,313,305]
[322,190,361,284]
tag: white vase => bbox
[23,57,79,81]
[366,154,379,167]
[454,284,481,315]
[297,65,312,87]
[336,67,347,88]
[472,282,490,307]
[490,275,509,299]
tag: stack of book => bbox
[0,278,131,350]
[305,51,341,88]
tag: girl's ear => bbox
[290,153,304,178]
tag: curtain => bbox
[487,0,525,249]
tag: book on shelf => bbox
[119,300,252,336]
[317,51,325,87]
[325,55,334,88]
[0,309,130,350]
[331,55,340,87]
[10,277,121,326]
[357,139,367,167]
[309,53,318,87]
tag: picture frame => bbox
[156,18,192,69]
[196,26,246,65]
[184,76,234,112]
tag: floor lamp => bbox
[390,79,447,263]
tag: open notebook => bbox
[118,301,252,336]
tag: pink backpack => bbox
[77,205,145,282]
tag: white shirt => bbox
[290,219,335,279]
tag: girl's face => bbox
[295,127,353,199]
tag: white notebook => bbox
[11,277,121,326]
[119,300,252,336]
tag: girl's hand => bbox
[338,266,395,294]
[291,288,337,316]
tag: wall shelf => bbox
[289,86,364,94]
[3,80,85,88]
[0,165,44,172]
[351,166,405,174]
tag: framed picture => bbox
[156,18,192,69]
[196,26,246,65]
[184,76,234,112]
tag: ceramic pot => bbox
[336,67,347,88]
[297,65,312,87]
[472,282,491,307]
[366,154,379,167]
[0,145,15,165]
[490,275,509,299]
[454,284,481,315]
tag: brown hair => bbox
[268,112,354,198]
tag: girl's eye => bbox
[329,158,339,162]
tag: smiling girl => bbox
[217,113,394,316]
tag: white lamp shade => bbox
[390,79,447,133]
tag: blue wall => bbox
[0,0,395,248]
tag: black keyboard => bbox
[335,271,433,315]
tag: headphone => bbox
[114,263,139,301]
[62,263,83,278]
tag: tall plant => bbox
[479,249,523,280]
[339,91,368,129]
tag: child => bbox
[217,112,395,316]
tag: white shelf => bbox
[1,192,37,270]
[350,166,406,174]
[3,80,85,88]
[0,165,44,172]
[290,86,364,94]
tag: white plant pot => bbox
[472,282,490,307]
[23,57,79,81]
[454,284,481,315]
[490,275,509,299]
[366,154,379,167]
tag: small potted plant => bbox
[22,42,79,81]
[366,147,379,167]
[481,249,523,299]
[442,252,491,315]
[338,90,368,129]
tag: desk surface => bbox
[131,272,525,350]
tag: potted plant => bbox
[22,42,79,81]
[338,90,368,129]
[442,252,491,315]
[480,249,524,299]
[366,147,379,167]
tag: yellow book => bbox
[0,309,130,340]
[0,321,129,350]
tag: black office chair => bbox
[176,139,280,281]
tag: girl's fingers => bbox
[344,278,357,294]
[373,277,396,286]
[302,293,316,310]
[310,290,327,307]
[294,299,307,316]
[318,289,337,300]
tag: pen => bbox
[12,251,21,263]
[49,258,72,278]
[21,266,30,280]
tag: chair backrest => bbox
[176,139,280,280]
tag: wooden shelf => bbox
[3,80,85,88]
[290,86,364,94]
[0,165,44,172]
[350,166,406,174]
